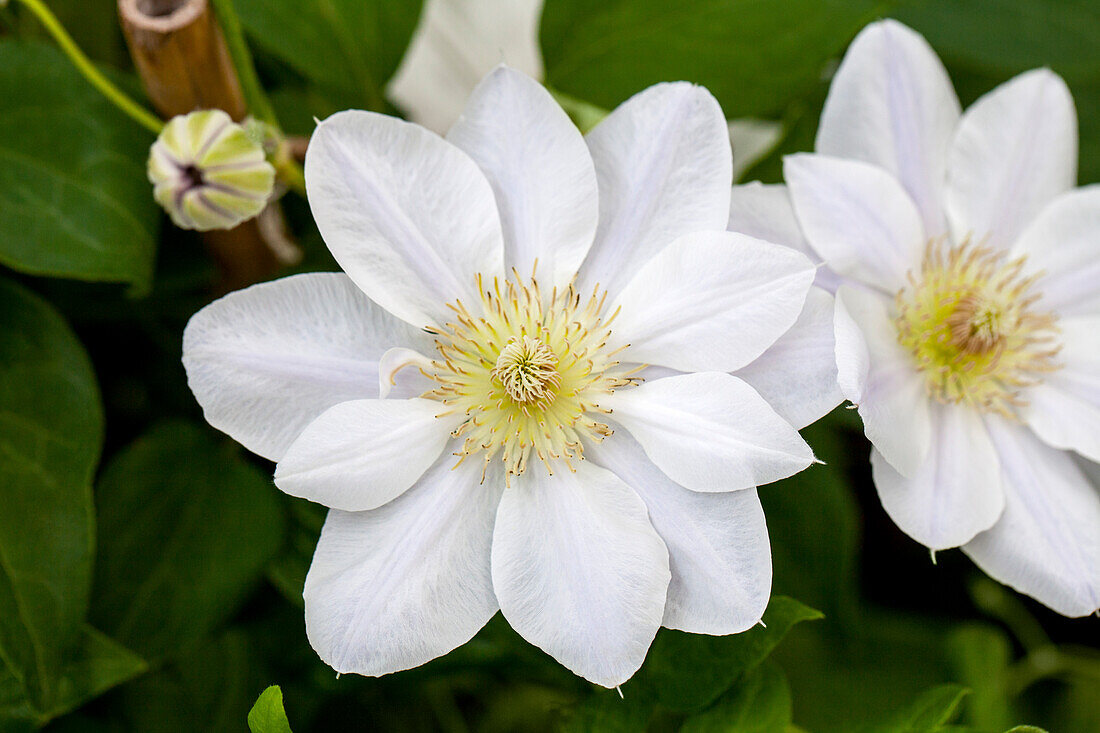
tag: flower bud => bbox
[148,109,275,231]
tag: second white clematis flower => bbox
[183,67,820,686]
[783,20,1100,616]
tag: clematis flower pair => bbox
[774,20,1100,616]
[184,67,838,686]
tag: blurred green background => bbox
[1,1,1097,731]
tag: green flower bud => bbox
[148,109,275,231]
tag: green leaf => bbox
[680,661,792,733]
[557,687,654,733]
[90,421,285,662]
[235,0,423,110]
[0,276,102,714]
[1003,727,1049,733]
[541,0,882,117]
[47,625,147,722]
[0,41,158,290]
[645,596,822,712]
[861,684,969,733]
[946,624,1012,731]
[248,685,293,733]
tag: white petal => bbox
[378,347,435,399]
[274,399,459,512]
[728,118,783,182]
[447,66,598,287]
[735,288,843,429]
[182,273,433,462]
[304,456,503,675]
[727,182,842,292]
[590,432,770,635]
[946,69,1077,252]
[817,19,960,236]
[579,83,732,298]
[1010,185,1100,318]
[491,460,669,687]
[1021,316,1100,463]
[305,110,504,328]
[386,0,544,134]
[834,285,931,477]
[785,154,925,293]
[963,420,1100,617]
[602,373,814,493]
[609,231,815,373]
[871,401,1004,550]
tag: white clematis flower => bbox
[183,67,820,686]
[784,19,1100,616]
[387,0,780,179]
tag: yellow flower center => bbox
[424,271,638,483]
[894,237,1061,417]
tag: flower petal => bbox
[602,372,814,493]
[946,69,1077,252]
[305,110,505,328]
[304,456,502,675]
[447,66,598,287]
[182,273,433,461]
[734,288,843,429]
[609,231,815,373]
[834,285,931,477]
[492,460,669,687]
[727,182,842,292]
[579,83,731,298]
[871,401,1004,550]
[1021,316,1100,463]
[1010,185,1100,318]
[274,399,458,512]
[785,154,925,293]
[590,432,770,635]
[817,19,960,236]
[963,419,1100,617]
[386,0,544,134]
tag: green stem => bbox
[13,0,163,134]
[208,0,279,127]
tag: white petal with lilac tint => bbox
[1010,186,1100,318]
[447,67,598,287]
[946,69,1077,252]
[183,273,433,462]
[834,285,931,477]
[727,182,841,292]
[580,83,732,298]
[734,288,843,429]
[1021,317,1100,463]
[591,431,770,634]
[305,111,504,328]
[871,402,1003,550]
[816,19,960,236]
[304,457,503,675]
[491,460,669,687]
[274,399,460,513]
[603,372,813,493]
[964,419,1100,617]
[609,231,815,373]
[387,0,544,134]
[785,154,926,293]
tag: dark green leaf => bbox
[90,422,285,661]
[646,596,821,712]
[557,687,654,733]
[248,685,293,733]
[0,277,102,713]
[47,625,147,722]
[1003,727,1049,733]
[235,0,423,110]
[947,624,1012,731]
[541,0,882,117]
[861,684,969,733]
[680,661,792,733]
[0,41,158,290]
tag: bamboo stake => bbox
[118,0,298,291]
